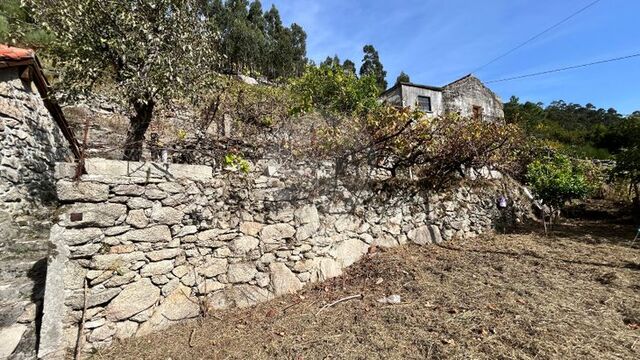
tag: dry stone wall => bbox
[1,67,74,360]
[39,158,530,358]
[0,67,73,213]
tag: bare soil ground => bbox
[94,208,640,360]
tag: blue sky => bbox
[265,0,640,114]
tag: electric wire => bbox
[471,0,604,74]
[484,52,640,83]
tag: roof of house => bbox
[381,82,443,97]
[0,45,35,62]
[0,45,80,159]
[381,74,480,97]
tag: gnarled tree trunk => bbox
[123,99,155,161]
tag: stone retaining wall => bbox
[39,158,530,358]
[1,65,75,360]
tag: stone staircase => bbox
[0,211,52,360]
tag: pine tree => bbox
[359,44,387,92]
[342,59,357,75]
[289,23,307,76]
[248,0,266,32]
[321,55,341,68]
[396,71,410,84]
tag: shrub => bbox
[201,79,292,138]
[223,153,250,173]
[611,146,640,208]
[309,105,521,189]
[526,153,591,209]
[289,63,380,117]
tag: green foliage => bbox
[212,1,307,79]
[224,153,250,173]
[29,0,221,160]
[176,129,187,142]
[342,59,356,75]
[289,63,380,116]
[505,96,638,159]
[611,146,640,204]
[0,0,54,48]
[526,153,591,208]
[396,71,410,84]
[31,0,219,102]
[359,44,387,92]
[206,79,291,129]
[305,104,521,188]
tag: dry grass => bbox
[93,216,640,360]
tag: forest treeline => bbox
[505,96,640,159]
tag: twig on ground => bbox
[315,294,363,316]
[189,328,196,347]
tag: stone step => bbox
[0,278,36,301]
[0,259,41,279]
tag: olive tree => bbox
[30,0,220,160]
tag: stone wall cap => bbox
[56,159,213,181]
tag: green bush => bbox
[224,153,250,173]
[611,146,640,207]
[289,63,380,116]
[526,153,591,208]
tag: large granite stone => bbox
[83,159,212,181]
[329,238,369,267]
[197,258,228,278]
[260,223,296,242]
[106,278,160,321]
[140,260,174,277]
[57,181,109,202]
[136,285,200,337]
[91,252,146,270]
[126,209,148,229]
[60,203,127,228]
[0,324,27,359]
[51,227,103,246]
[227,262,257,283]
[294,205,320,241]
[150,206,183,225]
[119,225,172,243]
[270,263,303,295]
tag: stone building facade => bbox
[39,158,531,357]
[380,75,505,121]
[0,46,79,213]
[0,45,79,360]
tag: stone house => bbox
[380,74,504,121]
[0,45,80,211]
[0,45,79,360]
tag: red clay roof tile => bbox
[0,44,35,61]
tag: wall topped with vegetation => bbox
[39,158,531,358]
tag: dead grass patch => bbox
[93,219,640,360]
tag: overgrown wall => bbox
[39,158,530,358]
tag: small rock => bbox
[140,260,174,276]
[377,294,402,304]
[126,209,149,229]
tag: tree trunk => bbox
[123,99,155,161]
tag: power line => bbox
[485,52,640,83]
[471,0,604,74]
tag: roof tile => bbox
[0,44,35,61]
